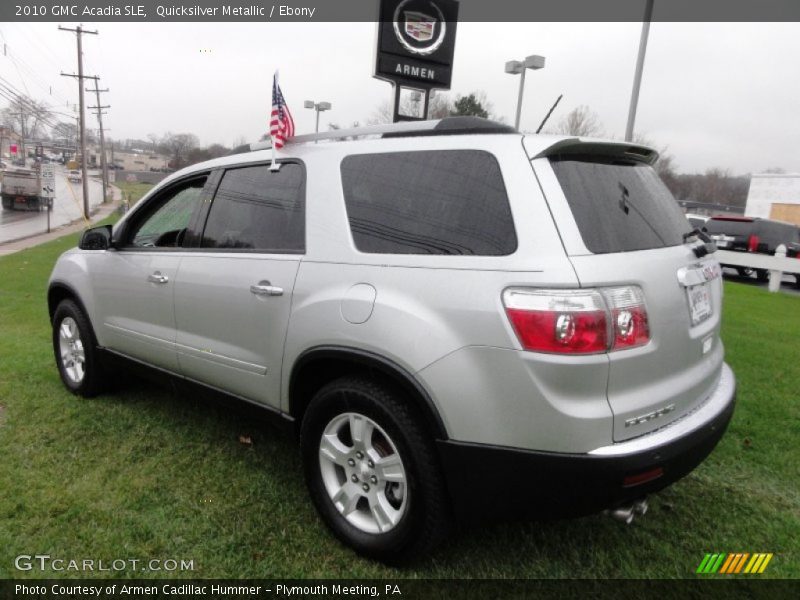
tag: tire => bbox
[755,269,769,282]
[736,267,755,278]
[300,376,449,563]
[52,299,107,397]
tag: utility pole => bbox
[88,78,110,204]
[60,24,98,220]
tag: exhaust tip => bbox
[633,498,649,516]
[606,506,635,525]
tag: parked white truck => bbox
[1,168,45,211]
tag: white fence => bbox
[715,247,800,292]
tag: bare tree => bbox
[633,133,677,187]
[1,95,53,146]
[147,133,160,152]
[555,105,604,137]
[427,91,452,119]
[161,132,199,169]
[51,121,78,148]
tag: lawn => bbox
[114,181,155,209]
[0,219,798,578]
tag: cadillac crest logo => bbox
[393,0,446,55]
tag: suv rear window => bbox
[341,150,517,255]
[550,157,691,254]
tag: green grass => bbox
[0,226,798,578]
[115,182,154,208]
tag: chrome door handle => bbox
[147,272,169,284]
[250,281,283,296]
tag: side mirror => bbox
[79,224,113,250]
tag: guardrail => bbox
[715,245,800,292]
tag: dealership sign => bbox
[374,0,459,120]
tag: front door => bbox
[92,175,208,371]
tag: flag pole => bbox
[270,70,280,171]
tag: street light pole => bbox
[514,68,527,131]
[625,0,655,142]
[505,55,546,131]
[304,100,332,133]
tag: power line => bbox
[0,27,72,106]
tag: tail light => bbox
[503,286,650,355]
[747,234,759,252]
[604,286,650,350]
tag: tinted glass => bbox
[201,163,304,252]
[550,158,692,254]
[705,219,754,236]
[755,221,800,246]
[340,150,516,255]
[130,179,206,248]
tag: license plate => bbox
[687,283,712,326]
[715,240,729,248]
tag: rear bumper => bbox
[437,363,736,521]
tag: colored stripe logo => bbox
[696,553,773,574]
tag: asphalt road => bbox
[0,165,105,244]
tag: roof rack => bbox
[240,117,517,154]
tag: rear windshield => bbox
[550,157,691,254]
[705,219,754,236]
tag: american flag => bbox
[270,72,294,149]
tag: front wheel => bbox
[300,377,449,563]
[52,299,106,397]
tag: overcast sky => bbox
[1,21,798,174]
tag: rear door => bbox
[172,162,305,409]
[528,141,724,442]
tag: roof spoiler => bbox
[533,138,659,165]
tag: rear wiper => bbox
[683,228,716,258]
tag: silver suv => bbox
[48,117,736,562]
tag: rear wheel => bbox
[52,299,107,397]
[755,269,769,282]
[300,376,449,563]
[736,267,754,278]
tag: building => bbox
[110,150,169,172]
[745,173,800,226]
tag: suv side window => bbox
[200,163,305,252]
[127,177,207,248]
[340,150,517,255]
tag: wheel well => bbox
[48,283,88,324]
[289,348,448,441]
